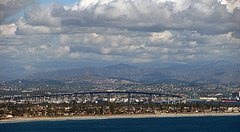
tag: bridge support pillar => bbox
[82,94,85,103]
[107,93,110,102]
[149,94,153,103]
[90,93,93,103]
[128,93,131,103]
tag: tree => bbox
[110,104,115,114]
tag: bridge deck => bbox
[12,91,183,100]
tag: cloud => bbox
[149,31,174,45]
[24,65,36,70]
[33,0,238,34]
[0,0,240,74]
[0,23,17,36]
[24,2,61,26]
[219,0,240,12]
[132,58,152,63]
[16,17,62,35]
[12,0,239,36]
[0,0,34,24]
[57,29,239,63]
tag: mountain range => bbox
[23,61,240,84]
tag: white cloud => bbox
[16,17,62,35]
[24,2,61,26]
[54,45,70,58]
[150,31,174,44]
[48,0,239,34]
[69,51,85,58]
[184,49,196,53]
[2,0,240,35]
[0,0,34,24]
[189,41,198,47]
[0,0,239,72]
[0,23,17,36]
[24,65,36,70]
[132,58,152,63]
[160,55,169,59]
[186,55,195,59]
[219,0,240,12]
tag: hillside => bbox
[24,62,240,84]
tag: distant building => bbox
[189,93,196,99]
[232,92,240,100]
[199,97,217,101]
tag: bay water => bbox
[1,115,240,132]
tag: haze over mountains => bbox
[18,61,240,84]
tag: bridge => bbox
[14,91,185,104]
[49,91,184,103]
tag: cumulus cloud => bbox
[24,2,62,26]
[0,0,239,73]
[32,0,237,34]
[56,29,239,63]
[24,65,36,70]
[16,0,239,35]
[149,31,174,45]
[16,17,62,35]
[219,0,240,12]
[0,23,17,36]
[0,0,34,24]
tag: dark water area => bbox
[1,116,240,132]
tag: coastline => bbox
[1,112,240,123]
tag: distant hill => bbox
[105,63,137,70]
[70,74,136,85]
[26,64,144,81]
[24,61,240,84]
[194,71,240,84]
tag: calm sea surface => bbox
[1,115,240,132]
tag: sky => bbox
[0,0,240,79]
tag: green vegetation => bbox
[1,102,240,119]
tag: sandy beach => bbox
[1,112,240,122]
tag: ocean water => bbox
[1,115,240,132]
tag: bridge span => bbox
[16,91,184,104]
[57,91,184,103]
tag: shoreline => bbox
[1,112,240,122]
